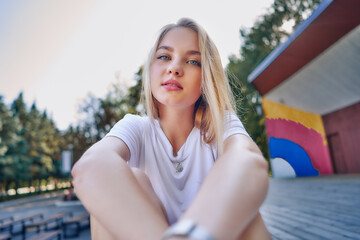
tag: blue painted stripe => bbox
[269,137,319,177]
[248,0,334,83]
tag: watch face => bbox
[174,220,196,234]
[163,220,216,240]
[163,220,196,238]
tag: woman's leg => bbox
[237,212,271,240]
[91,215,116,240]
[131,168,169,222]
[90,168,169,239]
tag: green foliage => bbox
[0,96,21,182]
[1,93,64,197]
[226,0,321,161]
[70,67,144,165]
[61,126,89,167]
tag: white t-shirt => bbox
[106,112,249,224]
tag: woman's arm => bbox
[179,134,269,239]
[71,136,168,239]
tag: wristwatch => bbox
[162,219,216,240]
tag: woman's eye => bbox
[188,60,201,67]
[157,55,170,60]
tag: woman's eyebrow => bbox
[157,45,173,51]
[157,46,200,56]
[187,50,201,56]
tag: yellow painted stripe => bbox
[262,98,327,143]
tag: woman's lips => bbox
[162,79,183,91]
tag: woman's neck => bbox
[158,105,195,155]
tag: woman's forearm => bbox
[72,139,168,239]
[179,135,269,239]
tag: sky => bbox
[0,0,273,130]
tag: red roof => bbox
[249,0,360,95]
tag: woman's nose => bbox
[167,62,184,77]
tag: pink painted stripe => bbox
[266,118,333,174]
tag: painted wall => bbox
[262,98,333,178]
[323,101,360,173]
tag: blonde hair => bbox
[143,18,235,155]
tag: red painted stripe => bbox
[266,118,333,174]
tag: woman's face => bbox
[150,27,202,111]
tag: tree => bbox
[7,93,32,192]
[69,67,144,164]
[123,67,144,114]
[62,125,90,167]
[227,0,322,160]
[25,104,62,179]
[0,96,22,194]
[0,93,64,195]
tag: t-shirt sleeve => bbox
[105,114,144,166]
[223,111,250,140]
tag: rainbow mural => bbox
[262,98,333,178]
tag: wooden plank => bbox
[27,230,62,240]
[262,175,360,239]
[62,213,90,237]
[261,211,326,240]
[264,205,354,231]
[265,194,360,223]
[0,216,13,224]
[0,234,11,240]
[267,226,299,240]
[268,204,358,229]
[264,205,360,239]
[24,212,71,236]
[263,202,360,225]
[63,213,89,224]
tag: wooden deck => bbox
[261,174,360,240]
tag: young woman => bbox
[71,18,271,240]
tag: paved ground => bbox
[0,191,90,240]
[261,174,360,240]
[1,174,359,239]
